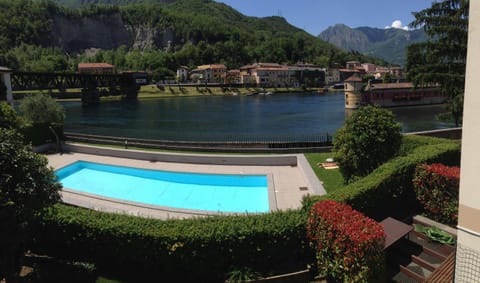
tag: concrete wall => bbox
[455,1,480,281]
[63,143,298,167]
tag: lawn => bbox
[304,152,344,193]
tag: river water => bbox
[61,92,455,142]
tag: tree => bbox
[406,0,469,126]
[333,106,402,183]
[0,128,62,282]
[19,93,65,125]
[0,103,22,130]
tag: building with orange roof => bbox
[78,63,115,74]
[197,64,227,83]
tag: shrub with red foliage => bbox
[307,200,386,282]
[413,163,460,226]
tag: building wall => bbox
[456,1,480,281]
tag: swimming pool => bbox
[56,161,270,213]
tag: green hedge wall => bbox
[31,205,313,282]
[303,136,461,221]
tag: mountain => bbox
[53,0,175,7]
[0,0,388,76]
[319,24,427,65]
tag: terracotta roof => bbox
[339,69,360,73]
[345,75,363,82]
[370,82,413,90]
[256,67,289,71]
[198,64,227,70]
[78,63,114,68]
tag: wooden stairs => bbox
[388,217,456,283]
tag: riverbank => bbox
[13,85,326,101]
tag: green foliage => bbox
[31,205,313,282]
[413,163,460,226]
[413,224,456,245]
[226,267,262,283]
[1,44,68,72]
[0,103,22,129]
[304,136,461,221]
[0,0,388,74]
[406,0,468,126]
[19,93,65,125]
[307,200,386,282]
[0,0,57,51]
[333,106,402,183]
[0,128,62,282]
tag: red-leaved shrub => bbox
[413,163,460,226]
[307,200,386,282]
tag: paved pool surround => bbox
[47,143,325,219]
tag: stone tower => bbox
[344,75,364,109]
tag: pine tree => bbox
[406,0,469,126]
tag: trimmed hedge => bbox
[303,135,461,221]
[307,200,385,282]
[30,205,313,282]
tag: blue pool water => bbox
[56,161,269,213]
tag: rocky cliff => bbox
[51,13,175,52]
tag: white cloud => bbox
[385,20,409,31]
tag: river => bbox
[61,92,456,142]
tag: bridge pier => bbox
[120,73,140,99]
[81,79,100,106]
[0,67,13,103]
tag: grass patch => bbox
[304,152,344,193]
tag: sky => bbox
[214,0,434,35]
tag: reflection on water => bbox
[61,92,455,141]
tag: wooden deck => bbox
[425,252,455,283]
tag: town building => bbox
[176,66,189,83]
[239,63,292,87]
[346,61,361,69]
[363,82,445,107]
[339,69,362,82]
[78,63,115,74]
[196,64,227,83]
[389,66,404,79]
[362,63,376,74]
[289,64,326,87]
[325,68,341,86]
[225,69,241,84]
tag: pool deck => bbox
[47,144,326,220]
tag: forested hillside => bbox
[0,0,388,80]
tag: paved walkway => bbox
[47,148,325,219]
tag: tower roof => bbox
[345,75,363,82]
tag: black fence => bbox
[64,132,333,153]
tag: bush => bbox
[304,136,461,220]
[0,102,22,129]
[31,205,313,282]
[0,128,62,281]
[413,163,460,226]
[19,93,65,125]
[333,106,402,183]
[19,122,64,146]
[307,200,385,282]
